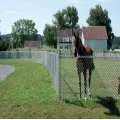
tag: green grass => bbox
[0,59,57,104]
[0,59,120,118]
[61,58,120,100]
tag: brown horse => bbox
[73,31,95,100]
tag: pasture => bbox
[61,57,120,101]
[0,59,120,118]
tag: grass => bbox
[60,58,120,100]
[0,59,120,118]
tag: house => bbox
[24,41,41,48]
[56,28,81,50]
[82,26,108,50]
[56,26,108,50]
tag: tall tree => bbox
[43,24,57,48]
[11,19,38,48]
[53,6,79,29]
[43,6,79,48]
[86,5,114,49]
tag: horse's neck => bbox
[78,45,86,56]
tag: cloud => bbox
[67,0,79,3]
[4,10,27,14]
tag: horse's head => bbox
[73,31,82,49]
[73,31,84,57]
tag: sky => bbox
[0,0,119,36]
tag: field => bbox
[0,59,120,118]
[61,57,120,101]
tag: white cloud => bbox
[67,0,79,3]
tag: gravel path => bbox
[0,65,15,81]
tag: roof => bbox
[24,41,40,48]
[82,26,108,40]
[56,28,82,37]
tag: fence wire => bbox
[60,51,120,101]
[0,50,120,101]
[0,51,60,100]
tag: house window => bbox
[65,46,68,49]
[69,38,72,43]
[57,38,59,42]
[64,39,66,42]
[59,38,63,43]
[60,46,63,49]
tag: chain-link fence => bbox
[0,50,120,101]
[60,50,120,101]
[0,51,60,100]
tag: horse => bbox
[73,31,95,100]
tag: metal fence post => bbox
[57,50,61,101]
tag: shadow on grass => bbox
[63,99,85,108]
[96,96,120,116]
[63,95,120,116]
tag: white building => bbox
[56,26,108,51]
[56,28,81,50]
[82,26,108,50]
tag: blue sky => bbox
[0,0,119,36]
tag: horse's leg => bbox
[88,69,92,97]
[78,71,82,99]
[83,69,87,100]
[77,60,82,99]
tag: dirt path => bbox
[0,65,15,81]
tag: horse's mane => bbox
[74,45,93,57]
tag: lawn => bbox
[0,59,120,119]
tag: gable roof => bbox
[82,26,108,40]
[24,41,40,48]
[56,28,82,37]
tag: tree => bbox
[0,34,11,51]
[0,40,10,51]
[43,6,79,48]
[1,34,10,41]
[86,5,114,49]
[53,6,79,29]
[43,24,57,48]
[11,19,38,48]
[112,36,120,49]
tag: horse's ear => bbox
[77,32,79,37]
[74,32,76,38]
